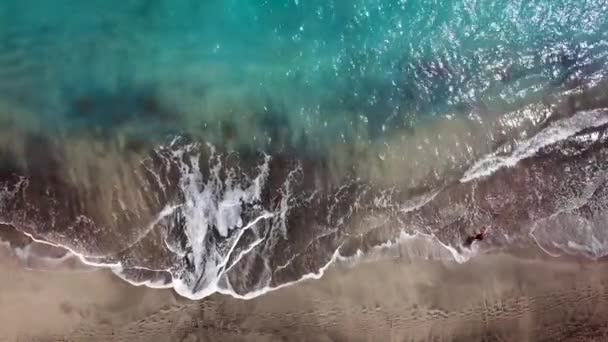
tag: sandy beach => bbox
[2,244,608,342]
[2,1,608,341]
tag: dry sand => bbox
[2,245,608,342]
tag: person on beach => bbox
[464,227,488,248]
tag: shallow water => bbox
[1,0,608,300]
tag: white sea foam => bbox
[111,266,175,289]
[5,227,123,268]
[0,141,476,301]
[215,247,343,300]
[82,143,452,301]
[0,228,98,272]
[337,230,476,267]
[162,143,276,298]
[2,143,293,300]
[461,108,608,183]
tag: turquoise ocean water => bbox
[2,0,607,152]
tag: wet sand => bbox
[3,245,608,342]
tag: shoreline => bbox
[3,245,608,341]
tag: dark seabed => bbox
[2,0,608,341]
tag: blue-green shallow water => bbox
[1,0,608,152]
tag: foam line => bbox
[215,246,344,300]
[217,212,274,271]
[224,235,267,273]
[2,203,181,264]
[461,109,608,183]
[111,267,175,289]
[529,225,562,258]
